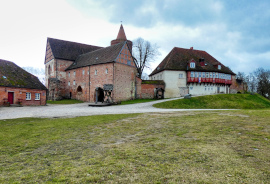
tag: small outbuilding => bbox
[0,59,47,106]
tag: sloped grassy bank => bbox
[153,94,270,109]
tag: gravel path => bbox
[0,98,230,120]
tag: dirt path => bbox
[0,98,231,120]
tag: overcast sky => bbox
[0,0,269,75]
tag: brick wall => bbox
[0,86,46,106]
[113,63,137,102]
[230,75,248,93]
[141,83,165,99]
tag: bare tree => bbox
[246,72,257,93]
[132,37,160,79]
[255,68,270,98]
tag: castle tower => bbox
[111,24,133,52]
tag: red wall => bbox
[0,87,46,106]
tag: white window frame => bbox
[202,72,205,78]
[179,74,183,78]
[218,65,221,70]
[216,73,219,78]
[190,62,195,68]
[26,92,31,100]
[35,93,40,100]
[195,72,198,78]
[210,72,212,78]
[191,71,194,78]
[206,72,209,78]
[199,72,201,78]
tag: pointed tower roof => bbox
[116,24,127,40]
[111,24,133,52]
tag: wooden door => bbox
[8,92,14,104]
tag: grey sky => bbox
[0,0,269,75]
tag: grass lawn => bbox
[153,94,270,109]
[120,98,158,105]
[1,110,270,183]
[47,99,84,104]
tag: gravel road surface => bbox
[0,98,229,120]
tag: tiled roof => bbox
[150,47,235,76]
[47,38,102,61]
[116,24,127,41]
[66,41,126,70]
[0,59,47,90]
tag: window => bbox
[82,70,85,75]
[88,71,89,75]
[228,74,231,80]
[218,65,221,70]
[206,72,209,78]
[213,73,215,78]
[95,70,97,75]
[74,71,76,76]
[127,60,131,65]
[68,81,70,86]
[216,73,219,78]
[68,72,70,77]
[26,92,31,100]
[195,72,198,78]
[191,71,194,77]
[219,73,221,79]
[35,93,40,100]
[106,68,108,74]
[48,65,51,75]
[210,72,212,78]
[190,62,195,68]
[199,72,201,78]
[73,80,75,85]
[202,72,205,78]
[179,74,183,78]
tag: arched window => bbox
[77,86,82,93]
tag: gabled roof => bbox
[150,47,235,76]
[47,38,102,62]
[0,59,47,90]
[66,41,126,70]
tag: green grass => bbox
[0,110,270,183]
[47,99,84,104]
[120,98,158,105]
[153,94,270,109]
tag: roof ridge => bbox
[47,37,102,48]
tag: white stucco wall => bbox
[150,70,187,98]
[150,70,231,98]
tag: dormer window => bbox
[190,62,195,68]
[218,65,221,70]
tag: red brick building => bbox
[0,59,47,106]
[45,24,139,103]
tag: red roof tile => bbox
[150,47,235,76]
